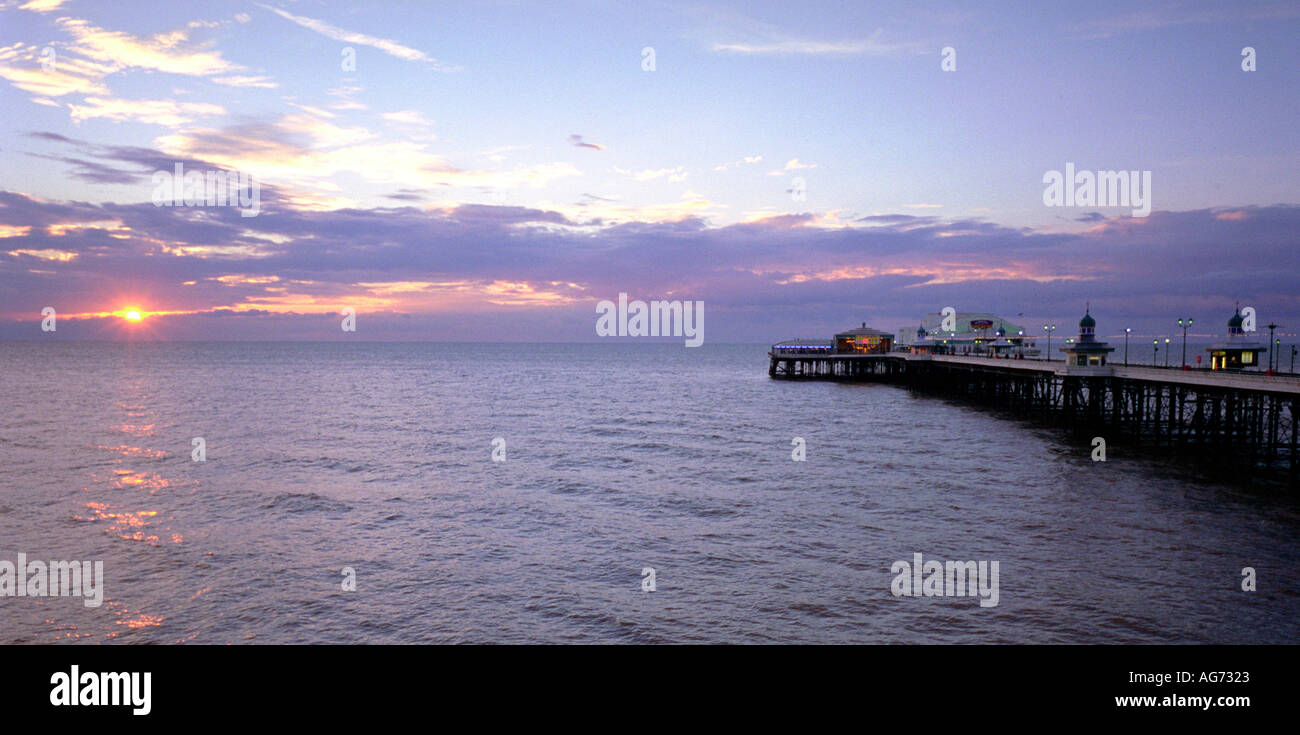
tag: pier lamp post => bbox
[1276,338,1282,372]
[1178,318,1192,368]
[1267,322,1277,371]
[1164,338,1170,368]
[1152,338,1158,367]
[1124,327,1131,366]
[1044,324,1056,361]
[1292,345,1297,374]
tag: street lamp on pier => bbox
[1152,338,1158,367]
[1267,322,1278,371]
[1164,337,1170,367]
[1178,317,1193,368]
[1124,327,1131,366]
[1044,324,1056,361]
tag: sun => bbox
[123,309,143,322]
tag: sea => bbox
[1,341,1297,644]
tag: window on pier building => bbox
[839,335,881,353]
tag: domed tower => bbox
[989,321,1015,356]
[1061,303,1114,369]
[1227,307,1245,337]
[908,323,933,357]
[1079,310,1096,338]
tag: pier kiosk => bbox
[1206,308,1266,371]
[907,324,933,359]
[1060,308,1115,374]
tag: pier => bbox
[769,312,1299,481]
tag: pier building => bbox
[1207,307,1267,371]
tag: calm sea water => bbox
[1,342,1296,644]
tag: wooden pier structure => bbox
[768,350,1300,480]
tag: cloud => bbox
[616,166,688,182]
[257,3,457,71]
[382,189,428,202]
[482,144,530,163]
[326,85,367,111]
[712,30,927,57]
[27,152,150,185]
[569,134,605,151]
[212,74,278,89]
[18,0,70,12]
[713,155,762,171]
[67,96,226,126]
[1071,4,1300,39]
[143,112,579,202]
[0,43,112,97]
[767,158,817,176]
[0,17,264,110]
[858,213,939,227]
[56,17,243,76]
[381,110,433,126]
[1,190,1297,341]
[23,131,219,185]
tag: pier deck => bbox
[768,350,1299,479]
[926,354,1300,395]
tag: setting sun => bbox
[124,309,142,322]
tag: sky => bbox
[0,0,1297,342]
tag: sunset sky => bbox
[1,0,1297,341]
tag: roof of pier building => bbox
[915,312,1026,336]
[771,338,834,349]
[834,323,893,339]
